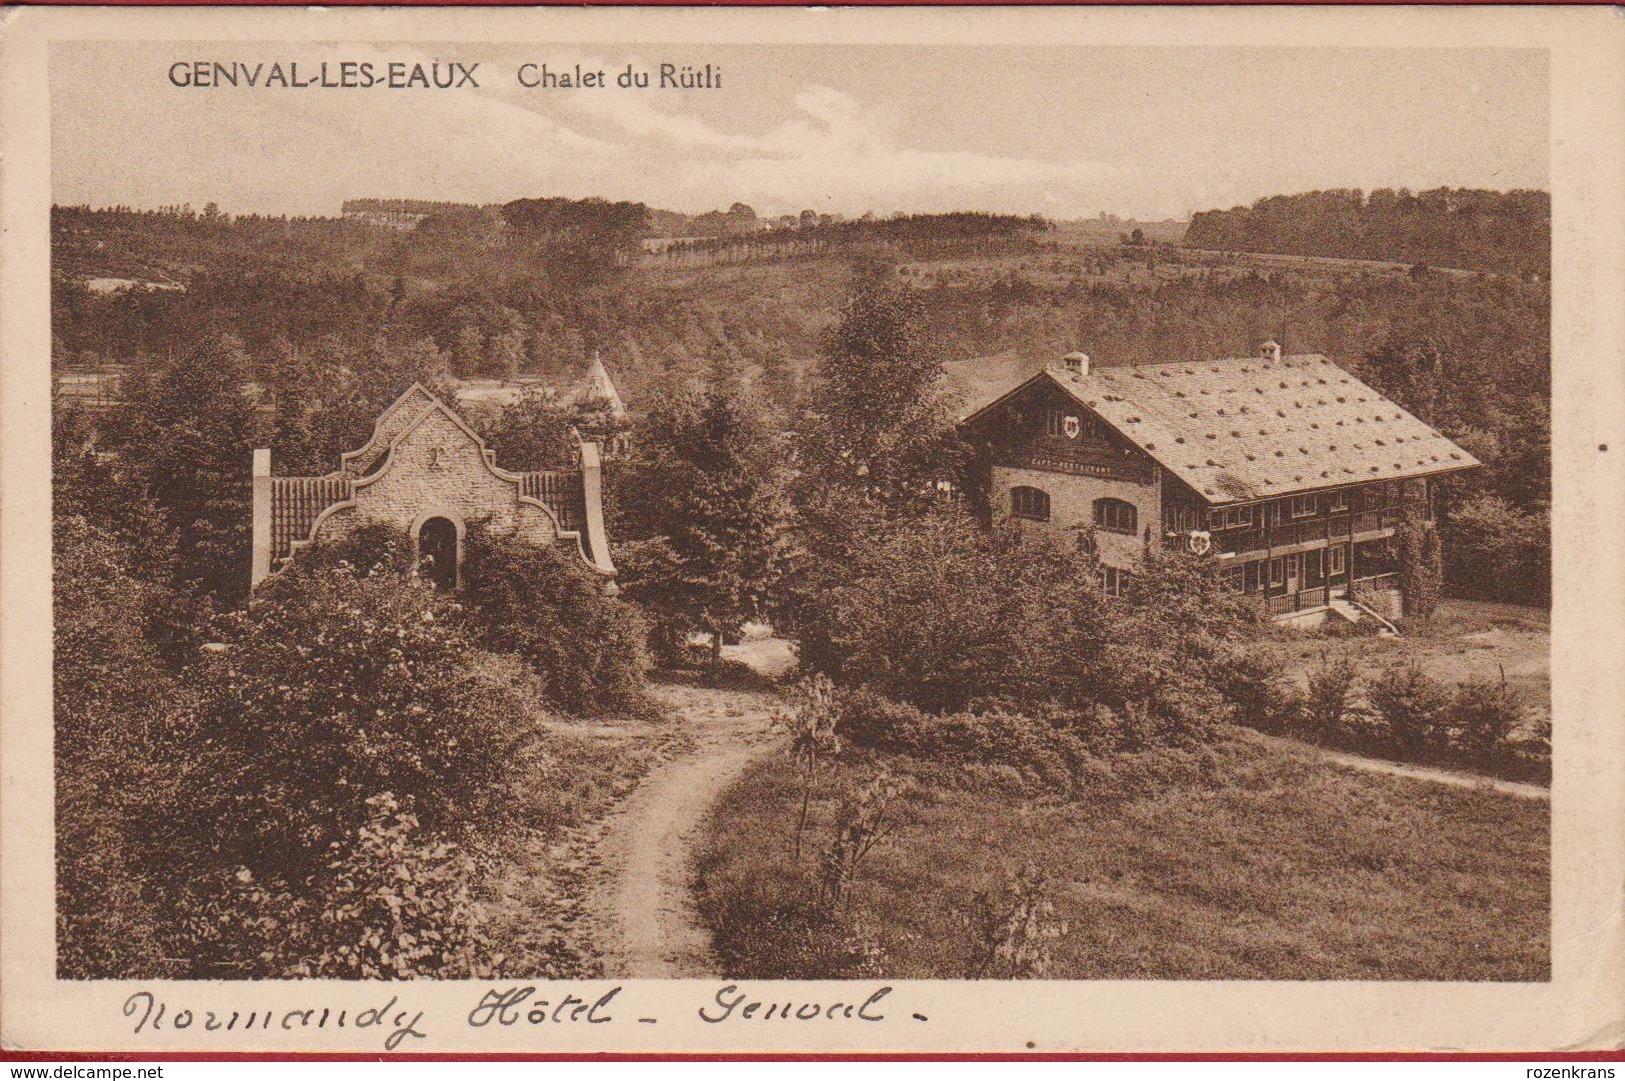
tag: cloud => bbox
[546,77,1128,216]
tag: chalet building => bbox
[250,384,615,591]
[960,343,1480,623]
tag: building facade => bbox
[961,344,1480,623]
[250,384,615,591]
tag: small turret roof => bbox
[574,353,627,419]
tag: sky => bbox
[51,42,1549,221]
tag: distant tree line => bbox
[1184,188,1550,277]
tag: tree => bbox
[54,514,185,977]
[794,261,961,510]
[106,333,266,605]
[1444,493,1549,606]
[1394,505,1443,620]
[616,379,783,676]
[1362,336,1446,426]
[467,382,580,471]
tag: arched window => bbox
[1093,497,1138,535]
[1010,485,1050,522]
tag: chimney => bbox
[1259,340,1282,363]
[1061,351,1090,381]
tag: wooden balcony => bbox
[1214,505,1421,558]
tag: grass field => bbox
[696,732,1549,981]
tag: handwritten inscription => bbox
[123,990,427,1052]
[466,986,622,1028]
[699,985,893,1023]
[119,984,909,1050]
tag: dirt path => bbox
[585,679,783,977]
[1272,736,1550,801]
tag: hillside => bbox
[1184,188,1549,278]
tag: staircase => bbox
[1328,594,1400,636]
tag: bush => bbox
[300,792,493,979]
[168,566,527,890]
[1213,650,1298,735]
[1367,662,1452,754]
[1445,494,1550,607]
[461,525,650,715]
[838,690,1091,793]
[1303,650,1360,740]
[798,511,1272,744]
[799,512,1071,713]
[289,521,416,580]
[1447,671,1527,766]
[183,792,498,980]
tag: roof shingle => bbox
[967,353,1480,505]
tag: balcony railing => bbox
[1267,585,1331,616]
[1350,572,1399,603]
[1214,504,1422,556]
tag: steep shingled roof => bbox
[966,353,1480,505]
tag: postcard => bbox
[1,3,1622,1055]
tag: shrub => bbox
[779,674,844,861]
[186,792,497,980]
[300,792,493,979]
[837,690,1091,793]
[1303,650,1361,740]
[288,521,416,580]
[1212,650,1298,735]
[1367,662,1452,754]
[798,510,1273,744]
[168,565,528,893]
[800,512,1071,713]
[1448,669,1527,766]
[965,864,1071,979]
[461,526,650,715]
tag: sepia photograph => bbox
[3,3,1622,1057]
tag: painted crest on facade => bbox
[1063,415,1081,440]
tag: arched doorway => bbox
[417,516,459,590]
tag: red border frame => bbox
[7,0,1617,1061]
[5,1052,1624,1061]
[5,1,1623,6]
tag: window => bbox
[1210,505,1254,531]
[1270,557,1285,588]
[1328,545,1346,576]
[1167,505,1201,534]
[1010,485,1051,522]
[1100,566,1133,597]
[1044,409,1066,437]
[1243,560,1261,593]
[1327,489,1350,513]
[1221,565,1245,593]
[1289,494,1318,518]
[1094,497,1138,535]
